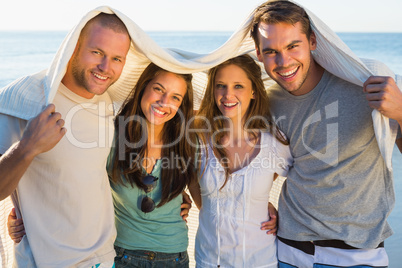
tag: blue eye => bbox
[216,84,225,89]
[234,84,244,89]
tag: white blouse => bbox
[195,131,293,268]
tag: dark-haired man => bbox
[251,0,402,266]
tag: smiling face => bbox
[214,64,254,124]
[63,23,131,99]
[140,71,188,128]
[256,21,321,96]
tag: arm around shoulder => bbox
[188,180,202,210]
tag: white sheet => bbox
[0,2,400,266]
[0,3,399,169]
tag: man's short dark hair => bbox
[250,0,312,47]
[80,13,130,40]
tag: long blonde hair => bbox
[196,54,287,189]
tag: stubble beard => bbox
[71,59,90,93]
[277,60,311,95]
[70,56,115,96]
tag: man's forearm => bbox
[0,104,67,200]
[189,181,202,210]
[0,142,36,201]
[396,116,402,153]
[397,138,402,153]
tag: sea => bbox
[0,31,401,266]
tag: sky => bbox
[1,0,401,33]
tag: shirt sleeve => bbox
[272,132,293,177]
[0,113,26,154]
[197,144,208,181]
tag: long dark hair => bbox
[110,63,197,207]
[196,54,287,189]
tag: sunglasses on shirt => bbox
[141,175,158,213]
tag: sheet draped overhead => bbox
[0,1,400,169]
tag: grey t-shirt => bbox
[269,70,394,249]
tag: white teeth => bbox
[152,106,166,115]
[93,72,107,80]
[279,67,298,77]
[223,102,237,107]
